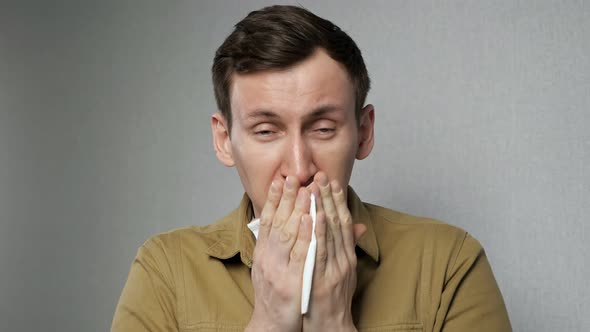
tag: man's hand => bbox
[246,176,313,332]
[303,172,366,332]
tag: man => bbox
[112,5,511,331]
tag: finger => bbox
[276,188,310,260]
[316,173,344,269]
[288,214,312,274]
[306,183,321,207]
[308,182,323,223]
[331,180,355,261]
[271,176,299,234]
[325,219,336,268]
[353,224,367,245]
[257,178,283,244]
[314,211,328,275]
[308,183,327,274]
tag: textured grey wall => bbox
[1,1,588,331]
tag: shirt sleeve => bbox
[434,234,512,332]
[111,238,179,332]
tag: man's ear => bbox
[211,112,235,167]
[356,104,375,160]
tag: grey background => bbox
[1,0,588,331]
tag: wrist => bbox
[246,321,300,332]
[247,311,302,332]
[303,312,356,332]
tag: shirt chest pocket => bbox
[358,322,423,332]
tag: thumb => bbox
[353,224,367,245]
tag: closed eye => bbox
[316,128,335,133]
[255,130,275,136]
[312,127,337,139]
[251,122,279,138]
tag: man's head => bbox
[211,5,375,217]
[212,5,370,131]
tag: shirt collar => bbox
[205,186,380,266]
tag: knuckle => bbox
[316,250,328,262]
[291,242,309,263]
[327,276,340,289]
[316,229,326,238]
[292,206,304,217]
[342,216,352,225]
[326,215,337,225]
[272,216,284,228]
[279,229,293,242]
[290,249,301,262]
[326,230,334,241]
[260,215,272,227]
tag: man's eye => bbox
[255,130,274,136]
[316,128,335,134]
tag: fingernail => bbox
[318,173,328,187]
[331,180,342,194]
[285,176,296,190]
[310,184,320,197]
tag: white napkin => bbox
[247,194,317,314]
[301,193,317,314]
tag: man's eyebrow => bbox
[244,104,343,122]
[306,105,341,119]
[244,109,280,121]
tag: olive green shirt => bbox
[112,188,511,331]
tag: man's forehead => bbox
[230,50,353,105]
[231,75,353,126]
[231,71,350,101]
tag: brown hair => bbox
[212,5,371,131]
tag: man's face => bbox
[212,49,374,217]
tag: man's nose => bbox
[281,136,317,186]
